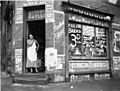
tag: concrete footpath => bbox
[1,77,120,91]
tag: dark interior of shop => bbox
[27,19,45,73]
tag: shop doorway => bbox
[26,19,45,73]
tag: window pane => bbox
[83,25,95,58]
[95,27,107,57]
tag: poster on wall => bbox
[15,8,23,24]
[113,30,120,56]
[113,57,120,70]
[54,10,65,55]
[45,48,57,72]
[69,60,109,72]
[45,0,54,23]
[56,55,65,71]
[15,49,22,73]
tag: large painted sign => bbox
[69,60,109,72]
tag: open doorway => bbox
[26,19,45,73]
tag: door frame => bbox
[22,5,45,73]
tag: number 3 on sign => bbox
[71,34,76,47]
[71,34,81,47]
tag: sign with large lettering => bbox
[68,22,82,57]
[69,60,109,72]
[15,49,22,73]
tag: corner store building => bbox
[1,0,120,82]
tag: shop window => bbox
[68,24,108,59]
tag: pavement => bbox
[1,77,120,91]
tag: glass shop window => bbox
[68,24,107,58]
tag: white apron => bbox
[27,42,37,61]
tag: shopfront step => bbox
[18,73,48,78]
[12,73,49,85]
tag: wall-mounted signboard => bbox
[68,13,109,27]
[69,60,109,72]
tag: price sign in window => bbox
[83,25,95,57]
[68,23,82,56]
[95,28,107,57]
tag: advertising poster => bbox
[54,10,65,55]
[45,0,54,23]
[56,55,65,71]
[15,7,23,24]
[113,57,120,70]
[15,49,22,73]
[69,60,109,72]
[45,48,57,72]
[113,30,120,56]
[112,24,120,77]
